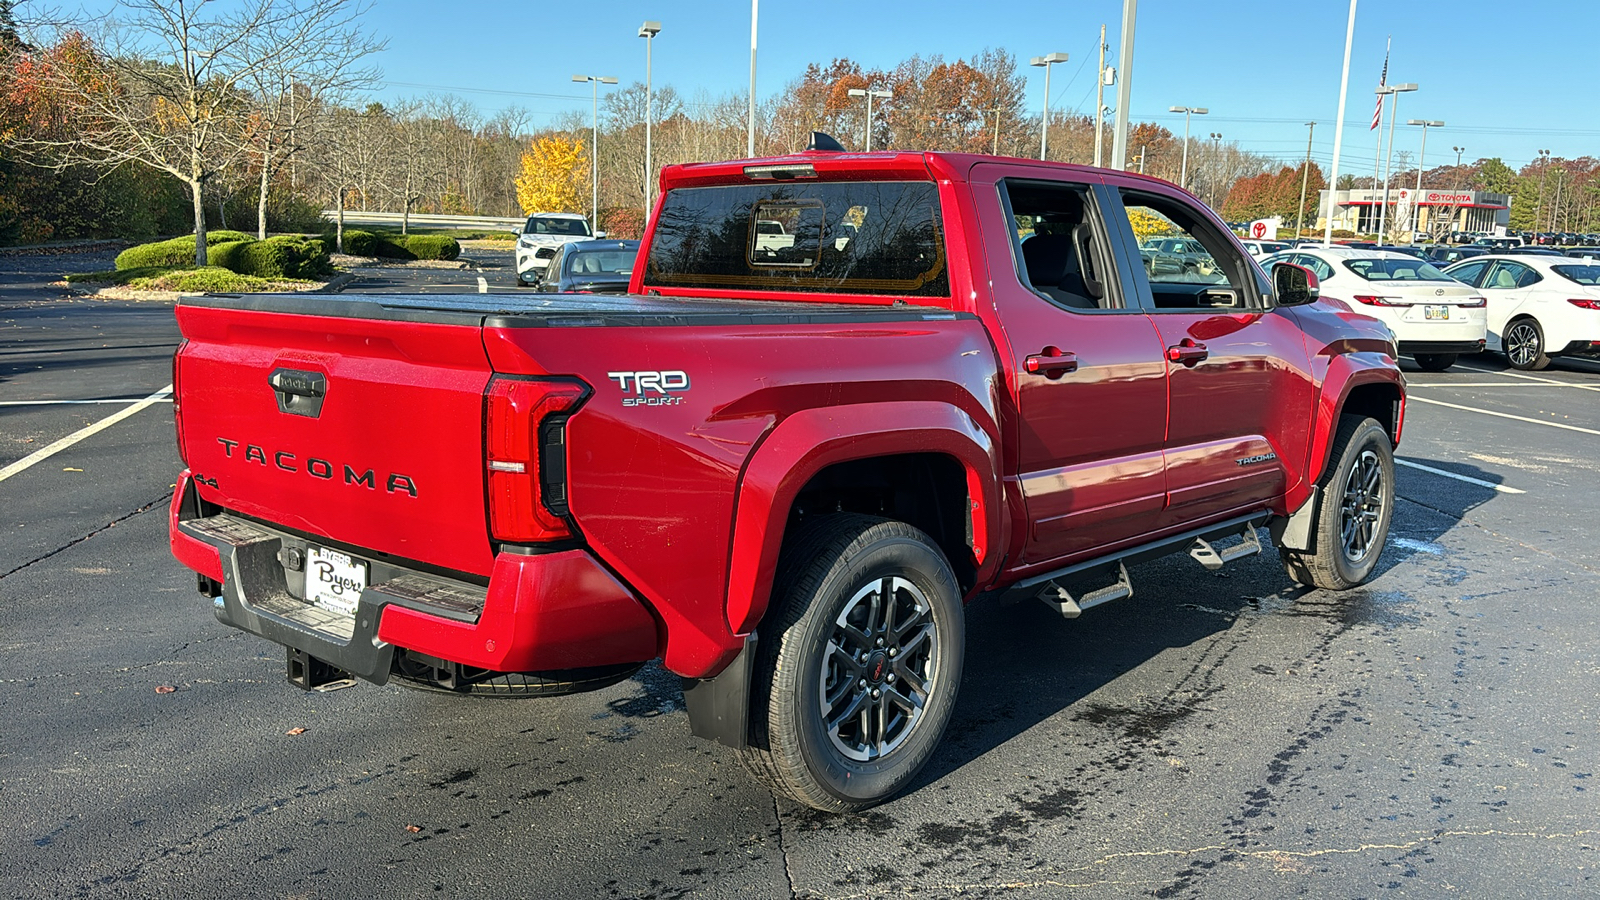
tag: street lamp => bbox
[1031,52,1069,160]
[639,21,661,218]
[1536,148,1552,233]
[1208,132,1223,208]
[1169,105,1208,190]
[573,74,619,233]
[846,87,892,151]
[1375,81,1417,238]
[1406,118,1443,239]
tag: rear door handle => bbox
[1166,339,1208,366]
[1025,347,1079,378]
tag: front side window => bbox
[1447,260,1490,286]
[1117,190,1253,310]
[644,181,948,297]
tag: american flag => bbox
[1371,42,1389,130]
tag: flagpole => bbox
[1323,0,1359,247]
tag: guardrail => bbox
[321,210,524,230]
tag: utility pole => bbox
[1110,0,1136,169]
[1094,23,1108,168]
[1296,121,1316,237]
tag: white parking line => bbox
[1409,395,1600,436]
[0,385,172,484]
[0,398,175,406]
[476,275,488,293]
[1408,382,1572,388]
[1395,459,1526,494]
[1455,363,1600,392]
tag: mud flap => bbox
[681,634,756,749]
[1270,485,1319,552]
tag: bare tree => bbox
[233,0,381,239]
[14,0,373,263]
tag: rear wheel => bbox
[1413,352,1458,372]
[741,514,964,812]
[1280,416,1395,590]
[1504,317,1552,370]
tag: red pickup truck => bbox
[169,142,1404,812]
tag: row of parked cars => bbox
[512,211,641,293]
[1255,245,1600,371]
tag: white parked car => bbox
[1240,239,1290,258]
[1441,254,1600,370]
[515,213,593,285]
[1261,246,1487,371]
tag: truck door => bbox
[1098,179,1316,528]
[968,165,1170,568]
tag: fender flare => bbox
[1293,358,1405,512]
[722,400,1001,640]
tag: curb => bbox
[316,272,358,293]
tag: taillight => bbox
[1567,298,1600,310]
[484,377,587,543]
[1461,296,1487,308]
[1352,295,1412,307]
[172,340,187,466]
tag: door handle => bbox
[1166,339,1209,366]
[1025,347,1079,379]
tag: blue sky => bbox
[72,0,1600,171]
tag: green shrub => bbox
[236,235,331,278]
[114,231,256,269]
[333,227,376,256]
[404,234,460,260]
[207,239,252,272]
[123,266,317,293]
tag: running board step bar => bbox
[1037,562,1132,619]
[1188,525,1263,571]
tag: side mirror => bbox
[595,230,607,239]
[1272,261,1320,306]
[511,225,523,235]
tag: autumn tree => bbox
[515,134,586,215]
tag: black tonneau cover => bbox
[181,292,971,329]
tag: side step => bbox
[1188,524,1263,571]
[1037,562,1132,619]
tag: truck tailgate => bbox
[176,298,496,576]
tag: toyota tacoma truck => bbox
[169,139,1404,812]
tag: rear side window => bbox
[1553,264,1600,286]
[644,181,949,297]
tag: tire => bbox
[741,514,964,812]
[1413,352,1458,372]
[1504,317,1552,370]
[1280,416,1395,591]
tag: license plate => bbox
[1424,305,1450,320]
[305,546,367,616]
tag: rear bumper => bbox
[1398,339,1486,354]
[168,471,660,684]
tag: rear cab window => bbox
[642,181,949,298]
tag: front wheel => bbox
[1504,317,1552,370]
[1413,352,1458,372]
[742,514,964,812]
[1280,416,1396,591]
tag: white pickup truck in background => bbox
[515,212,595,285]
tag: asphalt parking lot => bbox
[3,249,1599,899]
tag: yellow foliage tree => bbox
[515,135,588,215]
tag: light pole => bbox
[1031,52,1069,160]
[1406,118,1443,239]
[1296,121,1316,237]
[1322,0,1357,248]
[1452,146,1466,234]
[572,74,618,233]
[747,0,758,157]
[1208,132,1222,207]
[639,21,661,219]
[846,87,892,151]
[1110,0,1137,170]
[1169,105,1208,190]
[1536,148,1551,233]
[1375,81,1417,239]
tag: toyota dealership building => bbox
[1317,188,1512,235]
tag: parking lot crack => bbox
[0,490,171,582]
[773,795,798,899]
